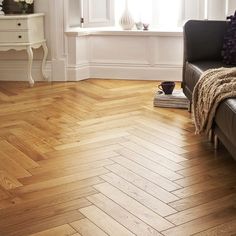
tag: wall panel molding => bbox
[66,32,183,82]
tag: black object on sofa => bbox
[182,20,236,160]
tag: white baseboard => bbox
[67,63,183,82]
[90,64,182,81]
[67,64,90,81]
[0,61,183,82]
[0,60,52,82]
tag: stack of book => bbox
[153,90,189,109]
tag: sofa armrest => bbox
[183,20,228,62]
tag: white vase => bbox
[119,0,134,30]
[0,0,4,15]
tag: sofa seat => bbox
[215,99,236,153]
[182,20,236,160]
[185,61,230,97]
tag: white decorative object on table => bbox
[135,21,142,30]
[119,0,134,30]
[0,13,48,86]
[0,0,4,15]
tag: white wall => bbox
[0,0,234,83]
[0,0,50,82]
[66,31,183,82]
[208,0,227,20]
[228,0,236,15]
[0,0,67,82]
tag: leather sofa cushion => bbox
[184,61,228,92]
[184,21,227,62]
[215,99,236,147]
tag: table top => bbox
[0,13,44,19]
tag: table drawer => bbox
[0,19,28,30]
[0,31,29,43]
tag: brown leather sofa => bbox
[182,20,236,160]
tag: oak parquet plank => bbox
[78,111,141,126]
[0,140,39,170]
[118,141,185,171]
[124,135,187,163]
[0,187,97,220]
[94,182,174,231]
[0,198,90,230]
[195,219,236,236]
[172,174,236,199]
[136,116,188,140]
[111,156,181,191]
[176,157,233,178]
[74,117,138,135]
[175,163,236,188]
[135,122,203,147]
[43,143,121,160]
[2,132,47,161]
[21,159,114,184]
[166,193,236,225]
[0,186,10,200]
[101,172,177,216]
[0,196,22,210]
[0,151,31,179]
[0,79,234,235]
[128,128,187,154]
[115,147,183,180]
[169,184,236,211]
[0,210,84,236]
[54,130,129,150]
[70,218,108,236]
[29,224,76,236]
[87,193,161,236]
[14,167,109,194]
[80,206,135,236]
[10,177,103,207]
[0,170,23,190]
[10,128,54,154]
[105,164,179,203]
[162,207,236,236]
[33,148,119,173]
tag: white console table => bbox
[0,13,48,86]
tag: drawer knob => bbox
[17,23,21,26]
[18,35,22,39]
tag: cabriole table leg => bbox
[26,46,34,86]
[41,42,48,81]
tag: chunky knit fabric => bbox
[193,67,236,134]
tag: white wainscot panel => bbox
[68,36,89,65]
[67,36,90,81]
[153,36,183,65]
[89,36,150,65]
[76,36,89,65]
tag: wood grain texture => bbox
[0,79,235,235]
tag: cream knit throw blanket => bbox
[193,67,236,134]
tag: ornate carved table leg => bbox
[26,46,34,86]
[41,42,48,81]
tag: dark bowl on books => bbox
[158,81,175,95]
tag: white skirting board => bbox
[0,61,182,82]
[89,65,182,81]
[66,64,182,82]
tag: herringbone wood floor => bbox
[0,79,236,236]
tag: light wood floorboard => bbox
[0,79,235,236]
